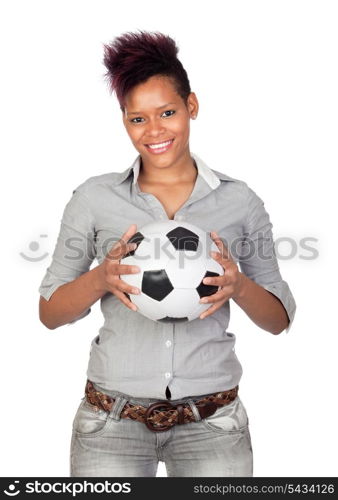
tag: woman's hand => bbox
[199,231,246,319]
[95,224,141,311]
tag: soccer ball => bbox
[119,220,224,322]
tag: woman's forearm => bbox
[232,273,289,335]
[39,265,107,330]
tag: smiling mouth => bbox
[144,138,175,154]
[145,138,174,148]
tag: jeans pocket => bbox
[72,397,112,438]
[200,396,249,435]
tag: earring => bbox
[192,114,197,120]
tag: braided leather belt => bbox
[85,379,239,432]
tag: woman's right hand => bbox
[95,224,141,311]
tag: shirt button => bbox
[165,340,172,347]
[165,372,171,379]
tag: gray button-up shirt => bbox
[38,152,296,399]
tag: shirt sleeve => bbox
[38,186,96,324]
[237,184,297,334]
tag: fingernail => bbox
[200,297,208,303]
[132,288,140,294]
[133,266,140,272]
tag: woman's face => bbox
[122,75,198,170]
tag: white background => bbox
[1,0,337,477]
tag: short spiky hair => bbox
[102,29,191,111]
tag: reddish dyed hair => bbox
[102,29,191,111]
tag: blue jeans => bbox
[70,387,253,477]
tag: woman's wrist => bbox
[91,265,108,294]
[232,272,247,300]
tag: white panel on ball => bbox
[160,288,209,318]
[165,254,208,289]
[130,292,167,322]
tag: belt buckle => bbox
[144,401,175,432]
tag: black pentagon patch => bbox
[196,271,220,298]
[166,226,199,251]
[142,269,174,301]
[124,231,145,257]
[158,316,189,323]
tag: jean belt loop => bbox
[186,398,202,422]
[110,395,128,421]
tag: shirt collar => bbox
[112,152,236,189]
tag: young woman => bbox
[38,30,296,477]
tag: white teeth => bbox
[147,140,173,149]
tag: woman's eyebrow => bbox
[127,102,176,115]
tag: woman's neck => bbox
[138,153,197,186]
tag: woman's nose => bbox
[144,118,166,137]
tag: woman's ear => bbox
[121,108,127,127]
[187,92,199,119]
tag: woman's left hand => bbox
[199,231,245,319]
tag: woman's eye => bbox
[162,110,175,117]
[130,117,144,123]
